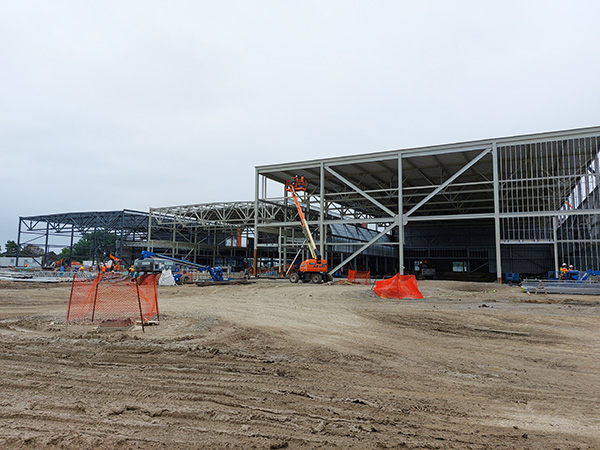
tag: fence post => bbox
[154,275,160,322]
[66,272,77,322]
[135,278,145,333]
[91,273,101,323]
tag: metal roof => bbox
[20,210,150,234]
[257,126,600,218]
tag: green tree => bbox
[72,231,117,260]
[58,247,72,259]
[5,240,18,255]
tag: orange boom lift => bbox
[107,254,122,271]
[286,176,332,284]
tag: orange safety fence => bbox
[348,269,371,285]
[66,272,159,326]
[374,274,423,299]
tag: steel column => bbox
[43,221,50,267]
[492,142,502,283]
[398,153,404,275]
[553,216,559,272]
[253,168,259,275]
[147,211,152,252]
[15,218,22,267]
[69,222,74,263]
[320,162,325,258]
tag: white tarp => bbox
[158,269,176,286]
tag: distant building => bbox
[0,257,41,268]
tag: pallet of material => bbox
[195,280,255,287]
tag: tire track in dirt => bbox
[0,327,490,448]
[1,280,599,448]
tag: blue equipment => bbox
[135,251,224,282]
[548,268,600,281]
[573,269,600,281]
[505,272,520,284]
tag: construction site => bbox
[1,126,600,449]
[11,126,600,285]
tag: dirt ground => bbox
[0,278,599,449]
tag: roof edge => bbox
[256,125,600,172]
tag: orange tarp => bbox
[348,269,371,284]
[374,274,423,299]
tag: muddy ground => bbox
[0,278,599,449]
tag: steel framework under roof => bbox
[15,210,151,265]
[254,126,600,280]
[15,204,266,268]
[146,200,382,271]
[146,201,280,264]
[13,126,600,280]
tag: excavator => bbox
[286,176,332,284]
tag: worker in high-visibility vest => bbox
[559,263,568,279]
[568,264,577,280]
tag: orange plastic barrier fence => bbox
[66,272,159,326]
[348,269,371,284]
[374,274,423,299]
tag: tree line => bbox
[2,231,118,262]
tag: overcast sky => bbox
[1,0,599,249]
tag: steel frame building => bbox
[15,205,266,269]
[254,126,600,281]
[14,203,285,270]
[146,201,284,268]
[14,126,600,281]
[15,210,151,266]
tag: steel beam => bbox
[407,213,495,222]
[398,154,404,275]
[492,142,502,283]
[406,147,492,217]
[257,127,600,180]
[320,162,325,257]
[553,216,559,273]
[253,168,259,273]
[325,166,396,217]
[329,223,397,275]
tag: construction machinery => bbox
[52,258,67,271]
[286,176,331,284]
[521,268,600,294]
[106,254,122,271]
[134,251,224,282]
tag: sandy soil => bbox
[0,278,599,449]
